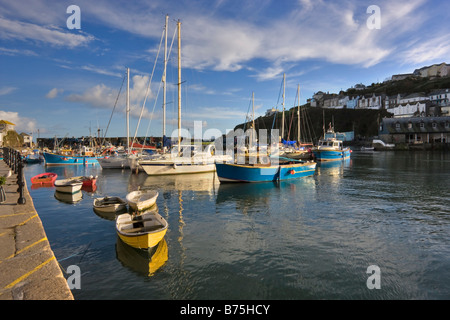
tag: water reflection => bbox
[54,190,83,204]
[116,237,168,277]
[127,172,219,194]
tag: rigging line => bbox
[101,71,126,147]
[142,24,178,143]
[131,27,165,147]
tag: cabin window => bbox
[432,122,437,128]
[395,122,401,129]
[420,122,425,128]
[408,122,412,129]
[445,122,449,128]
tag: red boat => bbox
[72,175,97,187]
[31,173,58,185]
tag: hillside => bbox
[235,107,392,143]
[234,75,449,143]
[346,76,450,96]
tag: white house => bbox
[388,101,428,118]
[358,93,385,109]
[0,120,16,147]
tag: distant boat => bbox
[54,178,83,194]
[312,124,351,162]
[116,209,168,249]
[126,190,159,212]
[360,146,375,151]
[93,196,127,214]
[43,151,100,166]
[215,157,317,183]
[24,153,43,164]
[31,172,57,185]
[312,137,351,161]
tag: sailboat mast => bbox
[126,67,130,154]
[281,73,285,141]
[252,92,255,146]
[162,14,168,150]
[297,84,300,143]
[177,19,181,156]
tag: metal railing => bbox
[1,147,26,204]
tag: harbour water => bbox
[24,150,450,300]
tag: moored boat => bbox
[116,209,168,249]
[312,138,351,161]
[93,196,127,213]
[31,172,58,185]
[126,190,159,212]
[54,178,83,194]
[43,151,100,166]
[72,175,97,187]
[215,157,317,183]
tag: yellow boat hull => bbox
[117,228,167,249]
[116,209,168,249]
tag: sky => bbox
[0,0,449,141]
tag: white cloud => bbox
[46,88,63,99]
[0,110,37,133]
[0,16,95,48]
[0,87,17,96]
[65,74,156,119]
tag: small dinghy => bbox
[54,178,83,194]
[126,190,159,212]
[93,196,127,213]
[31,172,58,185]
[116,209,168,249]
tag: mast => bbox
[297,84,300,143]
[281,73,285,141]
[177,19,181,156]
[162,14,168,151]
[252,91,255,146]
[126,67,130,154]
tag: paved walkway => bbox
[0,160,73,300]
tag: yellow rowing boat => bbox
[116,207,168,249]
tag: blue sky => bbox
[0,0,449,141]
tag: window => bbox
[420,122,425,128]
[432,122,437,128]
[395,122,401,129]
[408,122,412,129]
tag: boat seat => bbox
[123,225,164,233]
[121,217,154,225]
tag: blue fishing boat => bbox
[215,157,316,183]
[43,151,100,166]
[312,137,351,161]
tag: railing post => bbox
[17,152,26,205]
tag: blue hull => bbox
[43,152,100,166]
[215,162,316,183]
[312,149,351,161]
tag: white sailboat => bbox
[139,18,228,176]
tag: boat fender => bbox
[289,170,295,175]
